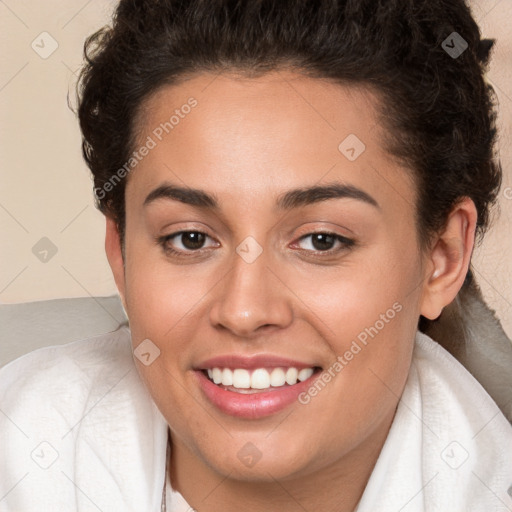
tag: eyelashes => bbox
[157,231,218,256]
[156,230,355,259]
[292,232,355,253]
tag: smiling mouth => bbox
[202,366,322,394]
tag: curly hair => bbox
[76,0,500,257]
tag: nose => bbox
[209,245,294,338]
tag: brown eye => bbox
[159,231,216,255]
[295,232,355,254]
[175,231,207,250]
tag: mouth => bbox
[201,366,322,394]
[194,360,323,419]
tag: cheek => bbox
[297,238,420,343]
[121,250,214,437]
[120,245,213,410]
[297,244,420,425]
[287,288,418,476]
[123,244,213,342]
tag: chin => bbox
[196,433,322,483]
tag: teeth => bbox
[298,368,314,382]
[232,369,251,388]
[269,368,286,387]
[221,368,233,386]
[212,368,222,384]
[205,366,316,390]
[251,368,270,389]
[285,367,298,385]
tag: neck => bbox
[167,406,396,512]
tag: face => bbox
[109,70,430,482]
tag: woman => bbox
[1,0,511,510]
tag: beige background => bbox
[0,0,511,338]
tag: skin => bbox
[104,70,477,511]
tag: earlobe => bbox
[420,198,477,320]
[105,217,127,311]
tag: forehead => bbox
[128,70,415,211]
[136,70,381,152]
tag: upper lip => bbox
[196,354,321,370]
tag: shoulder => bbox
[0,325,169,510]
[0,325,136,442]
[0,325,140,442]
[412,329,510,410]
[409,330,512,507]
[411,329,512,429]
[0,324,133,397]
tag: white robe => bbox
[0,325,511,511]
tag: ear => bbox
[420,197,478,320]
[105,216,127,312]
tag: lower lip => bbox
[195,370,319,419]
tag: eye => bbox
[293,232,355,254]
[158,231,217,255]
[156,230,355,259]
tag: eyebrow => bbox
[143,181,380,211]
